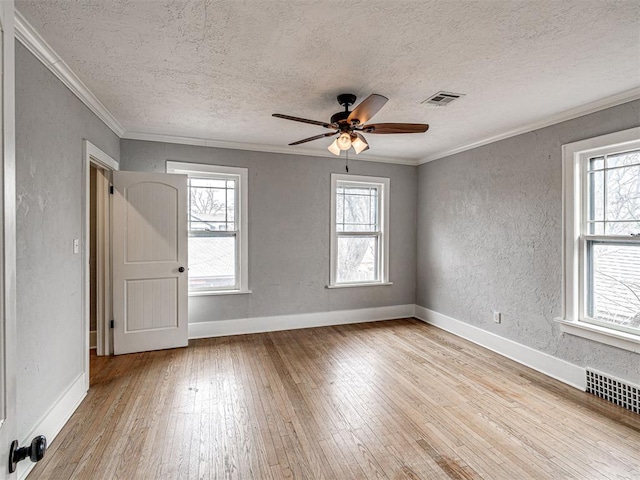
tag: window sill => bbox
[554,317,640,354]
[189,289,252,297]
[326,282,393,289]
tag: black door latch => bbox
[9,435,46,473]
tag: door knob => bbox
[178,266,185,273]
[9,435,47,473]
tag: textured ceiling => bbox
[15,0,640,161]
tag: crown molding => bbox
[121,128,419,166]
[14,9,125,137]
[418,87,640,164]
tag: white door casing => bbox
[83,140,118,361]
[0,1,17,477]
[112,171,188,355]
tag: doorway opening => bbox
[89,164,109,354]
[83,141,118,387]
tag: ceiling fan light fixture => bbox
[327,139,341,156]
[351,135,369,154]
[336,132,352,151]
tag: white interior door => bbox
[112,171,188,355]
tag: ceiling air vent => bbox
[422,91,465,107]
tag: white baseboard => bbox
[414,305,586,391]
[188,304,415,339]
[89,330,97,349]
[18,373,88,480]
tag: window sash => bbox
[188,231,239,292]
[583,237,640,335]
[336,180,382,284]
[336,183,380,233]
[187,175,237,232]
[335,232,382,284]
[187,174,240,292]
[580,145,640,334]
[330,174,389,287]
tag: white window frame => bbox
[328,173,392,288]
[556,127,640,353]
[167,161,250,296]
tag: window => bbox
[559,127,640,352]
[329,173,390,287]
[167,162,249,295]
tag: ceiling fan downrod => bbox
[331,94,356,126]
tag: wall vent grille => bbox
[586,369,639,414]
[422,91,465,106]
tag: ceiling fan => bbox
[273,93,429,156]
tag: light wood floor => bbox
[27,319,640,479]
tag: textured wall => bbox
[417,100,640,384]
[15,43,120,436]
[120,140,417,323]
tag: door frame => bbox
[0,1,16,477]
[82,140,117,379]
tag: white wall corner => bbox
[188,304,415,339]
[17,373,87,480]
[413,305,587,391]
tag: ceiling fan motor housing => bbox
[330,110,350,125]
[332,93,357,126]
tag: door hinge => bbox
[109,185,114,194]
[110,320,114,329]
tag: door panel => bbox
[125,278,178,331]
[113,171,188,355]
[125,182,178,263]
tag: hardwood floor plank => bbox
[26,319,640,480]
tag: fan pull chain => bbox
[345,149,349,173]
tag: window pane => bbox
[588,242,640,331]
[587,221,604,235]
[336,184,379,232]
[226,188,235,224]
[606,165,640,223]
[336,190,344,225]
[337,235,379,283]
[188,236,236,290]
[189,177,236,231]
[605,221,640,236]
[589,156,604,171]
[588,171,604,221]
[607,150,640,169]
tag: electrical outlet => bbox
[493,311,501,324]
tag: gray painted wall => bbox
[416,100,640,384]
[15,43,120,436]
[120,140,417,323]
